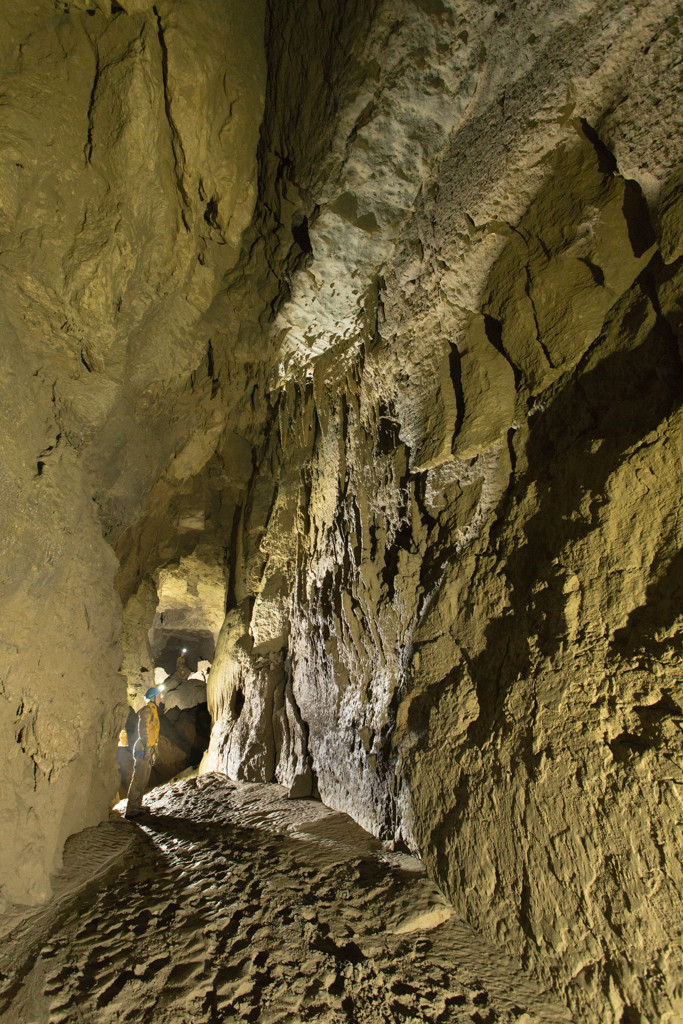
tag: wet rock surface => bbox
[0,774,570,1024]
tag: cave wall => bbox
[203,1,683,1020]
[396,148,683,1023]
[0,0,265,907]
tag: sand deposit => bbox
[0,774,571,1024]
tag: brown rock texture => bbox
[0,0,265,906]
[2,0,683,1021]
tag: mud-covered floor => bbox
[0,774,572,1024]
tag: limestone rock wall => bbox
[0,0,265,907]
[203,1,683,1020]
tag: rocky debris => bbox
[162,674,208,712]
[0,774,571,1024]
[151,704,212,786]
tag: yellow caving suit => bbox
[125,701,160,818]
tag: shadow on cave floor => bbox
[0,774,572,1024]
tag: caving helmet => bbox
[144,684,165,701]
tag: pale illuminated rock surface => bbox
[203,2,683,1020]
[1,0,683,1021]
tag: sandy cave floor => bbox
[0,774,573,1024]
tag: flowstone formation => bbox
[2,0,683,1021]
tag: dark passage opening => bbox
[232,686,245,721]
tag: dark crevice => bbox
[231,687,245,720]
[35,434,62,479]
[225,505,242,611]
[448,342,465,446]
[609,730,653,761]
[204,197,220,229]
[369,522,378,562]
[310,935,366,964]
[84,46,100,165]
[381,521,412,602]
[376,403,401,457]
[207,339,219,397]
[486,425,520,556]
[483,313,521,386]
[577,256,605,287]
[635,692,683,724]
[291,213,313,255]
[300,472,312,537]
[579,118,618,176]
[580,118,656,260]
[622,178,657,258]
[152,5,191,230]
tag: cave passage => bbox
[118,550,227,797]
[1,0,682,1021]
